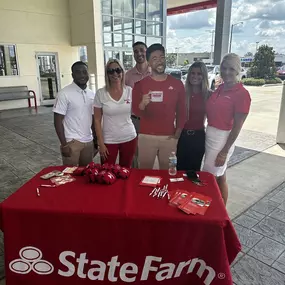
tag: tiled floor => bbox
[0,107,285,285]
[231,182,285,284]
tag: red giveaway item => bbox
[169,190,191,207]
[139,176,162,187]
[97,170,106,184]
[101,163,113,171]
[117,167,130,179]
[87,162,96,169]
[97,170,116,185]
[86,162,101,170]
[89,168,99,183]
[179,192,212,215]
[111,164,122,177]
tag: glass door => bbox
[36,52,60,105]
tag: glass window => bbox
[102,0,111,15]
[113,0,133,18]
[0,45,18,76]
[105,51,113,64]
[113,17,123,32]
[123,18,133,34]
[146,22,162,36]
[104,33,113,46]
[146,37,162,46]
[135,20,146,35]
[114,33,123,47]
[135,35,146,43]
[103,16,112,32]
[146,0,162,21]
[114,17,133,34]
[122,51,133,71]
[79,46,88,63]
[135,0,146,19]
[123,34,133,48]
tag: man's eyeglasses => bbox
[107,68,122,75]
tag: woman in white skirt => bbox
[203,53,251,205]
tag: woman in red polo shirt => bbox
[203,53,251,205]
[177,62,209,171]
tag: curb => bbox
[262,83,283,87]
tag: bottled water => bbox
[168,152,177,176]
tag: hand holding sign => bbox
[150,91,163,102]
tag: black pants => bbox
[176,129,205,171]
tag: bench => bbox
[0,86,37,111]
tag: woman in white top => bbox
[94,59,137,168]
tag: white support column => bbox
[69,0,105,90]
[88,0,105,89]
[277,81,285,144]
[213,0,232,65]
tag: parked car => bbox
[165,67,182,80]
[239,68,247,80]
[207,65,221,90]
[181,65,221,90]
[180,65,191,76]
[277,65,285,80]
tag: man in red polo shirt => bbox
[132,43,186,170]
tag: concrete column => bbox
[277,81,285,144]
[88,0,105,89]
[69,0,105,90]
[213,0,232,65]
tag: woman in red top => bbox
[203,53,251,205]
[177,62,209,171]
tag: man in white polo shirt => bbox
[53,61,96,166]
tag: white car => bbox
[207,65,221,90]
[182,64,245,89]
[239,68,247,80]
[181,65,221,90]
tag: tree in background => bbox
[244,52,253,57]
[184,59,189,66]
[166,53,177,67]
[250,45,276,79]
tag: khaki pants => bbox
[138,134,178,170]
[62,139,94,166]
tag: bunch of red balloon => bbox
[85,162,130,185]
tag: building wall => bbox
[174,52,211,66]
[0,0,79,110]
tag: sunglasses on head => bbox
[107,68,122,75]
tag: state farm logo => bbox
[9,247,219,285]
[9,246,54,275]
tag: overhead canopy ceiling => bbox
[167,0,217,15]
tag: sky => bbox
[166,0,285,56]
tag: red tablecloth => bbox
[0,167,241,285]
